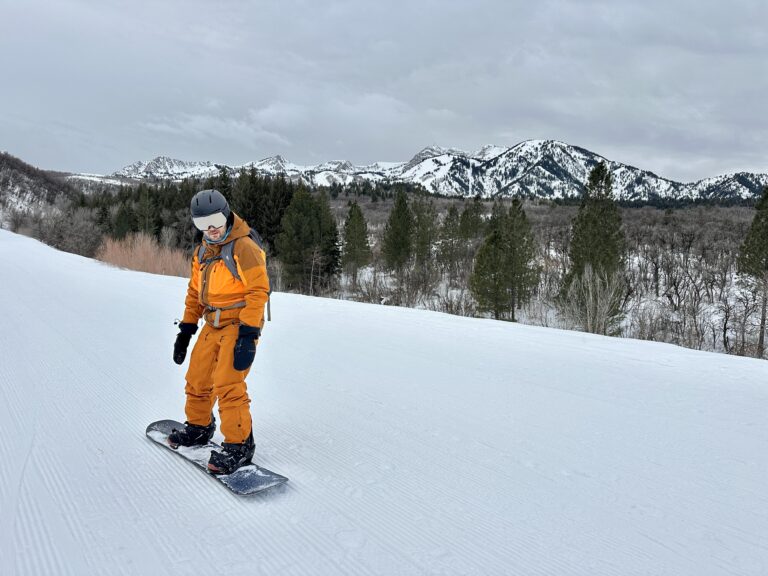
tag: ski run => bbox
[0,228,767,576]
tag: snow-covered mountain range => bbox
[78,140,768,203]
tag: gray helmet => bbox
[190,189,231,218]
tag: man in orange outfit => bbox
[169,189,270,475]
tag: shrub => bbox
[96,233,190,277]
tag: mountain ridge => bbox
[91,139,766,202]
[2,141,766,205]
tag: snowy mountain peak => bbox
[113,156,215,179]
[473,145,509,162]
[81,140,768,203]
[312,160,356,173]
[404,145,468,172]
[251,155,289,173]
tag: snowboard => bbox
[145,419,288,496]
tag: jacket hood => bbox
[226,214,251,242]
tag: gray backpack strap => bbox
[223,238,271,321]
[197,244,206,267]
[217,233,272,322]
[220,242,240,281]
[248,230,272,320]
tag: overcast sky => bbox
[0,0,765,181]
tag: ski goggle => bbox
[192,212,228,231]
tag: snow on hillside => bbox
[1,229,767,575]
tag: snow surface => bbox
[1,228,767,575]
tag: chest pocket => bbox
[205,260,243,297]
[198,260,247,327]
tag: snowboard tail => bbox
[146,419,288,496]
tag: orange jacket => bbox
[182,214,270,329]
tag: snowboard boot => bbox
[168,415,216,448]
[207,432,255,475]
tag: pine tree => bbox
[230,168,258,227]
[560,161,626,334]
[276,188,320,292]
[469,200,538,321]
[113,203,137,239]
[217,166,232,197]
[136,184,158,236]
[737,185,768,357]
[316,191,341,284]
[438,204,463,284]
[275,188,339,294]
[412,196,438,268]
[459,196,485,240]
[96,204,111,235]
[586,160,613,199]
[382,189,414,273]
[341,201,372,289]
[410,196,440,295]
[486,200,508,236]
[505,199,539,320]
[262,175,294,252]
[470,227,510,320]
[565,161,624,287]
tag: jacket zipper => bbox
[201,260,213,308]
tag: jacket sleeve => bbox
[234,240,270,329]
[181,252,205,324]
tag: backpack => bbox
[197,228,272,321]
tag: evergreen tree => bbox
[178,178,198,212]
[230,168,259,230]
[113,203,137,239]
[217,166,232,197]
[586,160,613,199]
[737,185,768,357]
[261,176,294,252]
[565,161,624,287]
[136,183,159,236]
[382,189,414,273]
[486,200,508,236]
[316,191,341,283]
[469,199,538,321]
[341,201,372,288]
[411,196,438,268]
[95,203,111,235]
[469,226,510,320]
[459,195,485,240]
[560,161,626,334]
[505,199,539,319]
[438,204,463,284]
[276,188,319,292]
[275,188,339,294]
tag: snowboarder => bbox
[170,189,270,475]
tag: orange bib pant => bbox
[185,323,253,444]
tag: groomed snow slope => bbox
[1,229,767,576]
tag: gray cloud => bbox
[0,0,765,181]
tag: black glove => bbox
[233,324,260,371]
[173,322,198,365]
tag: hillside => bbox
[0,152,75,220]
[0,229,767,575]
